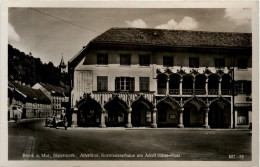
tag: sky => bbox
[8,8,251,67]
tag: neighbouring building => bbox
[68,28,252,129]
[8,81,52,119]
[33,82,70,116]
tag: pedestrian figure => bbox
[53,116,56,128]
[64,115,68,130]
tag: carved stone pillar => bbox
[178,107,184,128]
[151,107,157,128]
[125,108,132,128]
[166,77,170,96]
[193,77,196,94]
[205,77,208,95]
[99,109,106,128]
[219,78,222,95]
[179,77,183,95]
[204,107,210,129]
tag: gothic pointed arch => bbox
[156,96,180,110]
[76,93,101,110]
[183,96,206,109]
[209,96,231,107]
[131,94,153,110]
[104,94,129,111]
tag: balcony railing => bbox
[194,89,206,95]
[157,88,166,95]
[221,89,232,95]
[169,89,180,95]
[92,91,155,105]
[208,89,218,95]
[182,89,193,95]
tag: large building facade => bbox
[68,28,252,129]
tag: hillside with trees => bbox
[8,44,69,87]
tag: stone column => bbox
[203,107,210,129]
[166,77,170,96]
[205,77,208,95]
[193,77,196,94]
[219,78,222,95]
[71,109,78,128]
[151,107,157,128]
[125,108,132,128]
[179,77,183,95]
[99,109,106,128]
[178,107,184,128]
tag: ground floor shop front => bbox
[71,93,252,129]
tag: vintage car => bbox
[45,115,65,127]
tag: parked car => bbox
[45,116,65,127]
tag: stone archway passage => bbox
[106,104,126,127]
[157,103,179,127]
[132,103,151,127]
[104,95,128,127]
[209,101,231,128]
[183,104,204,127]
[78,103,101,127]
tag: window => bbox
[237,58,248,69]
[97,76,108,91]
[139,77,150,92]
[163,56,174,67]
[97,54,108,65]
[139,55,150,66]
[115,77,135,91]
[189,57,199,68]
[146,110,152,123]
[120,54,131,65]
[215,58,225,68]
[235,81,251,94]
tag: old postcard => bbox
[1,1,258,167]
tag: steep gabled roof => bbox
[91,28,252,48]
[39,82,69,96]
[10,81,51,104]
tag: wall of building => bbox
[72,49,251,107]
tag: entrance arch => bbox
[183,97,206,127]
[131,95,153,127]
[104,95,128,127]
[77,94,101,127]
[209,98,231,128]
[156,96,180,127]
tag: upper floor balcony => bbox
[156,67,233,96]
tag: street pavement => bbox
[8,119,252,160]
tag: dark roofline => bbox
[90,41,252,50]
[106,27,252,35]
[68,27,252,71]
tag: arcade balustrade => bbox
[92,91,155,104]
[157,82,231,96]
